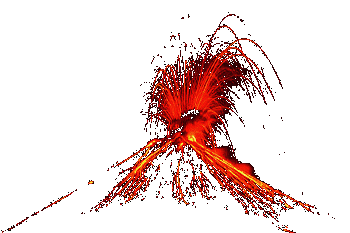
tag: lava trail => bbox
[91,135,315,231]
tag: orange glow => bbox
[7,19,314,232]
[90,14,316,232]
[187,134,196,142]
[92,137,314,230]
[149,26,279,148]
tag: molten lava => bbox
[90,23,313,231]
[94,135,313,228]
[6,17,313,231]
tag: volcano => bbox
[95,136,312,218]
[4,136,336,232]
[4,13,340,232]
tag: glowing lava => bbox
[90,14,316,233]
[94,135,313,228]
[94,21,313,231]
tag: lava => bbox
[4,16,314,231]
[92,135,314,229]
[149,23,279,148]
[92,23,314,231]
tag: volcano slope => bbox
[6,136,331,232]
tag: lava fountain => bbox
[92,23,314,231]
[5,16,314,231]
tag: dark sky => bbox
[2,5,340,230]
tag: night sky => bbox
[1,4,342,231]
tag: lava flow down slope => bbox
[4,15,334,232]
[92,137,314,229]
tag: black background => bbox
[1,3,346,232]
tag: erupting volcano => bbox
[89,26,313,230]
[4,15,330,231]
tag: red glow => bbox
[10,19,313,232]
[90,14,316,232]
[95,137,313,219]
[150,26,278,148]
